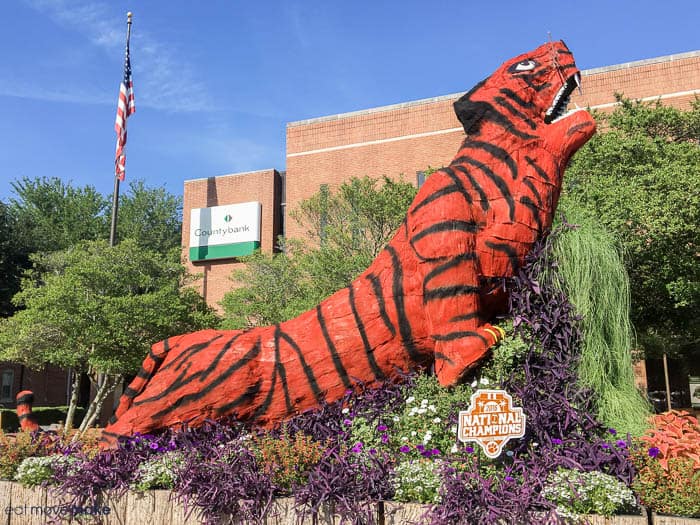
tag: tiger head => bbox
[453,40,596,164]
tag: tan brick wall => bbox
[182,169,281,310]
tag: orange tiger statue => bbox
[101,41,595,448]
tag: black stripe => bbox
[123,387,139,398]
[15,394,33,405]
[452,165,489,211]
[252,363,278,421]
[274,326,294,414]
[460,141,518,180]
[494,96,537,130]
[411,220,481,246]
[197,333,244,383]
[18,413,37,421]
[365,273,397,337]
[525,156,550,182]
[215,380,262,416]
[138,340,261,409]
[279,329,324,403]
[453,155,516,221]
[523,178,543,208]
[348,285,386,381]
[523,77,551,92]
[424,285,480,302]
[449,312,482,323]
[520,196,543,233]
[481,102,538,140]
[434,352,455,365]
[423,253,478,297]
[559,63,576,71]
[316,305,353,389]
[136,368,151,380]
[432,331,488,344]
[108,415,117,424]
[411,184,462,215]
[159,334,224,373]
[385,246,421,361]
[484,241,520,274]
[441,166,474,204]
[557,49,573,56]
[567,121,595,136]
[499,88,534,109]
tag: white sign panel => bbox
[189,202,261,261]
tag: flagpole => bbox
[109,11,133,247]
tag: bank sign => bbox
[189,202,261,262]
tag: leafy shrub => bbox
[541,467,638,522]
[251,430,327,491]
[132,451,184,491]
[392,458,443,504]
[14,455,77,487]
[631,410,700,517]
[0,431,48,480]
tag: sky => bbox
[2,0,699,202]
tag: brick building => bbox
[183,50,700,309]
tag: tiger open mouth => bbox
[544,72,581,124]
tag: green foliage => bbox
[479,324,530,384]
[116,179,183,255]
[14,455,76,487]
[0,202,31,317]
[632,453,700,517]
[222,176,417,327]
[0,406,86,432]
[219,240,313,329]
[392,458,443,504]
[541,467,638,521]
[562,97,700,358]
[389,374,475,457]
[551,214,650,436]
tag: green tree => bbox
[561,97,700,359]
[221,176,417,328]
[115,179,183,255]
[9,176,108,253]
[0,239,218,435]
[0,202,30,317]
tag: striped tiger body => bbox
[101,41,595,448]
[16,390,40,432]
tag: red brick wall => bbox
[182,169,281,310]
[0,362,69,408]
[284,52,699,242]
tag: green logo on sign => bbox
[224,214,233,222]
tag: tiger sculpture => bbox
[101,41,596,448]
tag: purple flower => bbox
[616,440,627,448]
[505,476,514,482]
[648,447,660,458]
[430,448,440,456]
[369,448,377,455]
[149,442,159,450]
[416,444,425,452]
[601,443,610,449]
[551,438,563,445]
[421,450,432,457]
[377,424,388,432]
[399,445,411,453]
[343,419,352,426]
[465,446,474,453]
[351,442,363,453]
[381,433,389,444]
[608,428,617,435]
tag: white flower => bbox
[433,417,441,424]
[451,426,457,433]
[411,431,417,437]
[417,408,427,415]
[450,444,458,453]
[392,415,400,422]
[428,405,437,412]
[421,399,429,407]
[471,380,478,388]
[406,396,415,404]
[341,407,349,414]
[480,378,490,385]
[401,436,409,441]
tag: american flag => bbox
[114,33,135,181]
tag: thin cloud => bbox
[18,0,213,112]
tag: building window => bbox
[416,171,426,188]
[0,369,13,403]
